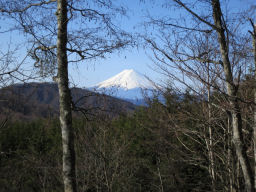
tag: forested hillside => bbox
[0,83,136,119]
[0,82,255,191]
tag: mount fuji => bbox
[92,69,155,104]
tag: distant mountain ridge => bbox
[0,82,136,120]
[93,69,156,103]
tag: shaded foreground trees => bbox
[0,0,130,191]
[3,86,256,191]
[1,80,256,191]
[0,93,221,191]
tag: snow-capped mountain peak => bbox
[95,69,153,90]
[92,69,156,104]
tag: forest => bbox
[0,0,256,192]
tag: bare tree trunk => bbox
[208,89,216,191]
[211,0,254,191]
[157,157,164,192]
[250,19,256,192]
[56,0,77,191]
[207,60,216,192]
[254,28,256,192]
[227,113,235,192]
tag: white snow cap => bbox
[96,69,154,90]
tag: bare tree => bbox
[211,1,253,191]
[0,0,130,191]
[144,0,255,191]
[249,17,256,192]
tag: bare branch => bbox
[173,0,218,30]
[0,0,56,13]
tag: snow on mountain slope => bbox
[95,69,154,90]
[93,69,155,102]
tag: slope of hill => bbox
[0,82,136,120]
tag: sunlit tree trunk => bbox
[207,61,216,192]
[56,0,77,191]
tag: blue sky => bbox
[68,0,256,88]
[68,0,167,88]
[0,0,255,88]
